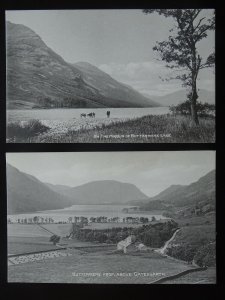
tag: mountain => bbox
[151,89,215,107]
[74,62,159,107]
[7,163,149,214]
[140,170,215,211]
[6,21,159,109]
[46,180,148,205]
[7,164,73,214]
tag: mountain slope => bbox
[6,21,159,109]
[7,164,73,214]
[152,89,215,106]
[46,180,149,205]
[74,62,159,107]
[140,170,215,211]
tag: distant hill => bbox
[139,170,215,212]
[46,180,149,205]
[74,62,159,108]
[151,89,215,107]
[7,164,73,214]
[7,163,149,214]
[6,21,159,109]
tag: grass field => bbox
[8,224,69,255]
[7,221,216,283]
[7,114,215,143]
[8,247,194,283]
[8,236,60,255]
[40,223,72,236]
[171,224,215,246]
[7,224,106,255]
[8,224,52,238]
[174,214,215,227]
[161,267,216,284]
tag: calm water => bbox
[7,107,170,122]
[8,205,166,223]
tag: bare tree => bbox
[143,9,215,125]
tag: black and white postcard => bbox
[6,151,216,283]
[6,9,215,143]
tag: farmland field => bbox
[161,267,216,284]
[8,247,195,283]
[8,236,59,255]
[8,224,52,238]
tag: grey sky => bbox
[6,9,215,97]
[6,151,215,198]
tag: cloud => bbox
[99,61,215,97]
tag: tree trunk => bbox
[190,78,199,125]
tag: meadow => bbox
[8,247,193,283]
[7,114,215,143]
[7,220,215,283]
[161,267,216,284]
[8,236,59,255]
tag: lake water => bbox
[7,107,170,122]
[8,205,166,223]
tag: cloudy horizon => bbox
[6,9,215,97]
[6,151,215,198]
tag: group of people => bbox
[80,111,111,118]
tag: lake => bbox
[8,204,166,223]
[7,107,170,122]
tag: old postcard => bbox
[6,9,215,143]
[7,151,216,283]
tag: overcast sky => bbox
[6,9,215,97]
[6,151,215,198]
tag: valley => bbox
[7,163,216,283]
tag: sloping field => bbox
[8,236,60,255]
[8,224,52,238]
[8,224,59,255]
[160,267,216,284]
[171,224,215,246]
[8,248,195,283]
[40,224,72,237]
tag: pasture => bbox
[8,236,60,255]
[8,223,71,255]
[8,247,194,283]
[161,267,216,284]
[8,224,52,238]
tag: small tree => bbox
[143,9,215,125]
[50,235,60,245]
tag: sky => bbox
[6,151,215,198]
[6,9,215,97]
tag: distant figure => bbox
[107,111,110,118]
[80,113,86,118]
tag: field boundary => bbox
[149,266,207,284]
[8,246,68,257]
[8,243,116,257]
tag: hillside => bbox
[6,21,159,109]
[152,89,215,106]
[46,180,149,205]
[74,62,159,107]
[139,170,215,213]
[7,164,73,214]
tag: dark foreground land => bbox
[7,114,215,143]
[8,246,198,284]
[8,216,216,283]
